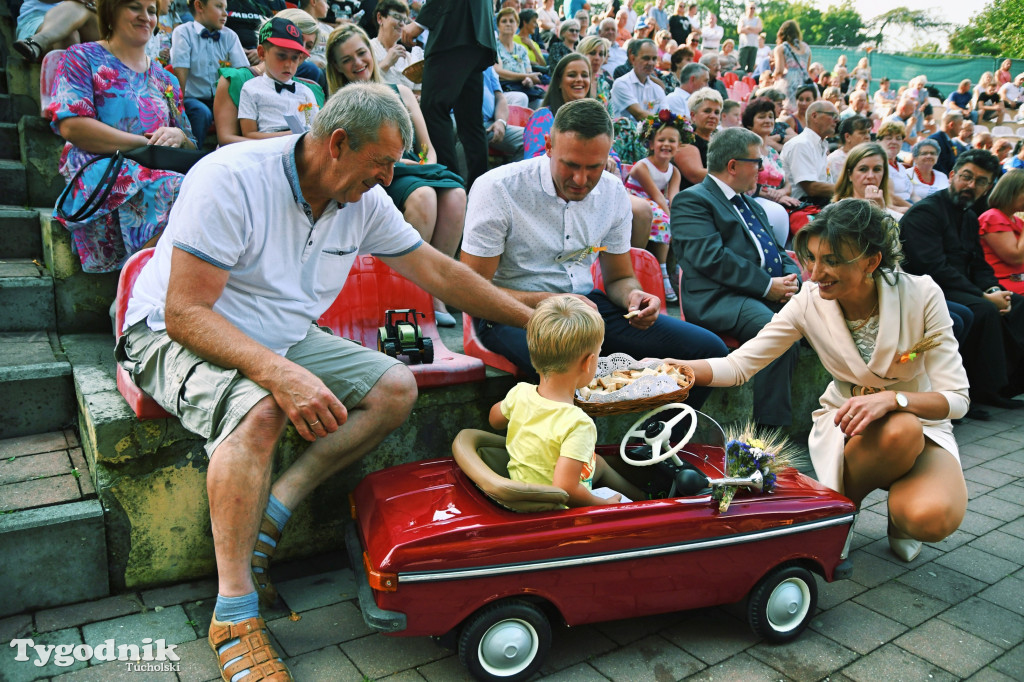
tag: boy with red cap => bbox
[238,17,320,138]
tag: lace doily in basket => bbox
[577,353,687,404]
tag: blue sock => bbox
[214,592,264,682]
[252,495,291,575]
[214,591,259,623]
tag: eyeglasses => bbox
[592,51,607,57]
[957,170,992,190]
[565,28,579,33]
[388,11,410,24]
[734,157,764,170]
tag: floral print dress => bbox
[48,42,194,273]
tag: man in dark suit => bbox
[927,110,963,176]
[671,127,802,428]
[901,148,1024,408]
[406,0,496,189]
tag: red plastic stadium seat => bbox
[507,105,534,127]
[318,255,485,388]
[39,49,65,117]
[722,72,738,88]
[462,312,526,378]
[114,248,172,419]
[590,247,667,311]
[742,75,756,89]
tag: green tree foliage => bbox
[865,8,947,49]
[948,0,1024,58]
[755,0,866,47]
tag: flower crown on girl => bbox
[639,109,695,147]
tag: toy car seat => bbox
[452,429,569,512]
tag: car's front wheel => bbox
[458,599,551,682]
[747,564,817,642]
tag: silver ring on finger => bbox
[309,419,320,427]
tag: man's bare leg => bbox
[270,364,418,509]
[208,396,288,598]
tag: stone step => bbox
[0,205,43,258]
[0,121,18,159]
[0,428,108,616]
[41,212,119,334]
[0,158,27,205]
[0,331,75,439]
[5,54,41,107]
[20,116,64,206]
[0,94,37,124]
[0,259,55,331]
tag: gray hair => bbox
[698,53,718,67]
[688,86,723,114]
[312,83,414,152]
[707,127,762,173]
[627,37,655,57]
[680,62,709,84]
[552,97,612,139]
[911,138,940,157]
[559,19,580,36]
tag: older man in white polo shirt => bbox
[610,38,666,121]
[118,83,531,682]
[781,99,838,204]
[461,98,727,404]
[662,62,709,119]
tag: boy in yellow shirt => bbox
[489,296,644,506]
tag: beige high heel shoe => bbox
[887,517,922,562]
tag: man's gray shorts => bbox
[116,322,402,457]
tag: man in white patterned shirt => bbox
[461,98,727,403]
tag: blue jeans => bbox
[474,290,729,408]
[183,97,213,148]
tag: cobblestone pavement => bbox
[2,407,1023,682]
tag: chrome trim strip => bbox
[398,513,858,583]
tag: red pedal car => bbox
[347,405,857,682]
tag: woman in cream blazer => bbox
[673,199,969,563]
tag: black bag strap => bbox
[56,151,125,223]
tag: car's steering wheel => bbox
[620,402,698,467]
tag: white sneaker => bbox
[662,276,678,302]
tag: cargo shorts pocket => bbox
[167,351,241,440]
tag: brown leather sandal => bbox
[251,513,280,607]
[208,616,292,682]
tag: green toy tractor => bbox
[378,309,434,364]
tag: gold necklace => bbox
[846,301,878,334]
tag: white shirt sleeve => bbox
[784,138,825,187]
[610,76,637,118]
[237,80,258,121]
[170,162,251,269]
[599,181,633,254]
[463,173,513,258]
[169,24,192,69]
[225,29,249,67]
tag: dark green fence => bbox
[806,46,1024,97]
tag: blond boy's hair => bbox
[526,296,604,376]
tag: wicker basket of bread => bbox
[574,354,694,417]
[402,60,425,84]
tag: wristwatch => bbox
[894,392,909,410]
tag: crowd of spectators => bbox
[19,1,1024,676]
[23,0,1024,408]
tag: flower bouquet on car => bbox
[714,423,798,512]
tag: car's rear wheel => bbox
[458,599,551,682]
[747,565,817,642]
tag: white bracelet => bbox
[496,118,507,127]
